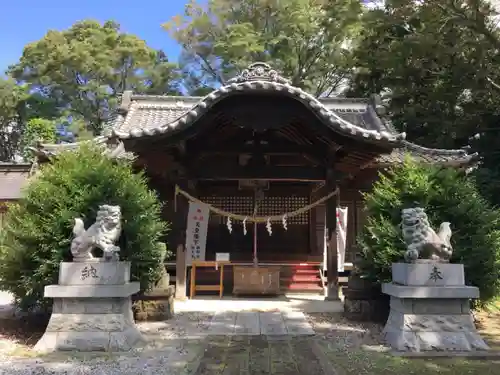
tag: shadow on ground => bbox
[307,312,500,375]
[476,301,500,351]
[0,313,48,347]
[0,307,499,374]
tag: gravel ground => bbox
[305,312,387,350]
[0,311,384,375]
[0,312,214,375]
[0,307,497,374]
[0,312,381,375]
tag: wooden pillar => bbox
[325,169,340,300]
[174,180,189,300]
[309,188,317,255]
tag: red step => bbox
[282,264,323,294]
[281,275,321,283]
[292,268,318,275]
[286,284,323,291]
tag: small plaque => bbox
[392,263,465,286]
[216,253,230,262]
[59,261,131,285]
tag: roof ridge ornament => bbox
[227,62,291,85]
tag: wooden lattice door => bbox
[199,194,254,260]
[199,189,310,262]
[256,195,309,260]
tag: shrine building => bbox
[31,63,477,299]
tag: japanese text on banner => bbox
[185,202,210,265]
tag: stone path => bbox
[193,335,336,375]
[0,336,339,375]
[155,311,315,338]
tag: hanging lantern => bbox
[266,218,272,235]
[227,217,233,233]
[282,214,288,230]
[243,216,248,235]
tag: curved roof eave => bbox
[371,140,479,168]
[111,79,407,144]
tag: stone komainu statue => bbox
[71,205,122,262]
[401,207,453,263]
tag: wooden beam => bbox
[325,168,340,301]
[198,142,327,158]
[194,164,326,181]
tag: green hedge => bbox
[358,159,500,305]
[0,143,169,311]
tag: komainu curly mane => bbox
[70,204,122,262]
[401,207,453,263]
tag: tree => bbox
[164,0,363,96]
[9,20,181,136]
[19,118,57,161]
[349,0,500,209]
[358,159,500,305]
[0,144,169,311]
[0,78,26,161]
[349,0,500,150]
[0,78,58,162]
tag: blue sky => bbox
[0,0,190,73]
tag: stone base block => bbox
[392,263,464,286]
[34,327,145,352]
[44,283,140,298]
[34,296,145,352]
[382,283,479,299]
[134,285,175,321]
[383,296,489,352]
[344,298,389,323]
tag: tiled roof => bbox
[34,63,477,168]
[110,63,406,144]
[110,95,397,140]
[0,163,32,200]
[32,137,134,161]
[31,136,109,159]
[373,141,478,167]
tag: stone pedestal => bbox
[382,262,489,352]
[343,273,389,323]
[134,285,175,321]
[34,261,145,352]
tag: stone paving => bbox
[164,310,315,338]
[193,335,336,375]
[0,313,331,375]
[0,293,336,374]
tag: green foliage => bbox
[0,77,60,162]
[0,78,24,161]
[19,118,57,161]
[164,0,362,96]
[9,20,181,135]
[358,158,500,304]
[0,144,169,311]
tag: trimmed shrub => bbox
[0,143,169,311]
[358,159,500,305]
